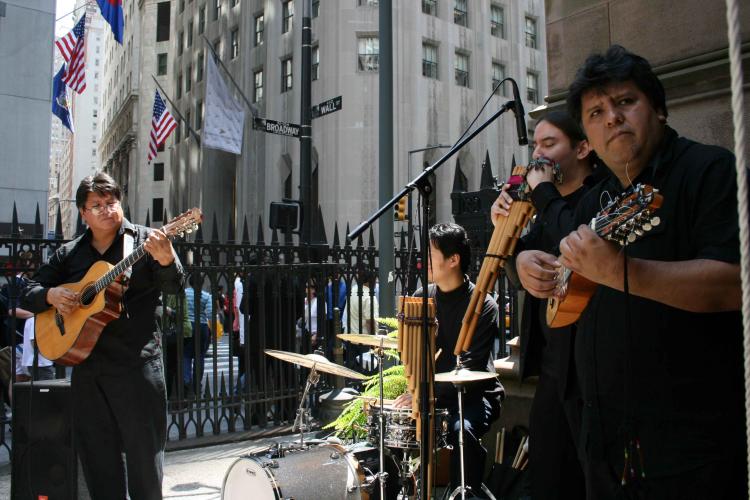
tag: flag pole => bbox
[201,35,259,118]
[151,75,202,147]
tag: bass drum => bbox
[222,443,367,500]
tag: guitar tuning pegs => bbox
[650,216,661,227]
[627,233,637,243]
[643,223,652,231]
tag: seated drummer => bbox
[394,222,503,496]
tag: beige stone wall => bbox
[545,0,750,153]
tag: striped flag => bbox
[55,14,87,94]
[147,91,178,163]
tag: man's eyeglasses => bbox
[85,201,120,216]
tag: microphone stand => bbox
[349,98,520,498]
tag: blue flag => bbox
[52,65,74,132]
[96,0,124,44]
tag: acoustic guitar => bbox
[36,208,202,365]
[546,184,662,328]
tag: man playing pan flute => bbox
[395,222,503,496]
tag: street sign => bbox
[253,117,301,137]
[312,96,343,119]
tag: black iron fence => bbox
[0,164,519,453]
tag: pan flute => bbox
[455,159,559,355]
[397,295,438,495]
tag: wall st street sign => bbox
[253,117,301,137]
[312,96,343,119]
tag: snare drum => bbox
[366,403,450,449]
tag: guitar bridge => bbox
[55,311,66,336]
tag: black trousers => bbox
[447,396,499,495]
[72,356,167,499]
[584,453,748,500]
[528,374,585,500]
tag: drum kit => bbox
[220,334,498,500]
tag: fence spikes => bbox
[313,204,328,245]
[344,222,352,247]
[367,226,375,249]
[399,228,407,250]
[11,202,19,237]
[227,211,236,244]
[480,150,495,190]
[240,215,250,244]
[34,203,43,238]
[54,205,64,239]
[333,221,341,248]
[452,157,467,194]
[163,208,168,227]
[124,204,131,220]
[271,227,279,246]
[211,213,220,243]
[75,211,85,237]
[256,215,265,245]
[194,219,204,243]
[145,209,151,228]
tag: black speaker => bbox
[11,379,78,500]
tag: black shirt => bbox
[565,127,744,476]
[21,219,185,374]
[512,176,598,397]
[417,280,504,409]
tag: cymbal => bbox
[264,349,366,380]
[434,368,498,384]
[337,333,398,350]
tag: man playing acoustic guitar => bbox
[22,172,185,499]
[515,46,745,499]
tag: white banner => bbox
[203,54,245,154]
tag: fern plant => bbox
[324,318,407,440]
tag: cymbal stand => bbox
[373,337,389,500]
[293,364,320,448]
[449,381,470,500]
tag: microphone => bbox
[509,79,529,146]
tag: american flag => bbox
[147,91,178,163]
[55,14,87,94]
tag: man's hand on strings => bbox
[145,229,176,267]
[47,286,80,315]
[516,250,561,299]
[559,225,623,288]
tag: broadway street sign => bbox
[312,96,343,119]
[253,117,301,137]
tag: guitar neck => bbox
[93,243,148,293]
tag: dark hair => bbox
[567,45,667,124]
[538,111,587,146]
[429,223,471,274]
[75,172,121,209]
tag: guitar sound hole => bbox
[80,286,96,306]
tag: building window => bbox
[357,36,379,72]
[231,28,239,59]
[198,6,205,34]
[231,0,238,6]
[255,13,264,46]
[454,0,467,27]
[187,21,193,47]
[186,65,192,92]
[492,62,505,95]
[154,163,165,181]
[422,0,437,16]
[491,5,504,38]
[196,99,203,129]
[358,0,378,5]
[422,43,438,79]
[281,57,293,92]
[525,17,537,49]
[177,73,182,98]
[157,142,164,152]
[176,121,181,141]
[312,45,319,80]
[527,71,539,103]
[156,2,170,42]
[157,53,168,75]
[197,52,204,81]
[254,69,264,102]
[178,31,184,55]
[455,52,469,87]
[186,111,191,138]
[282,0,293,34]
[312,0,320,17]
[152,198,164,222]
[213,0,221,20]
[179,0,184,13]
[214,38,222,60]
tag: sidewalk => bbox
[0,430,308,499]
